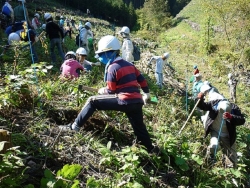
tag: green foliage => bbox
[0,146,27,187]
[41,164,82,188]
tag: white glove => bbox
[98,87,108,95]
[142,93,150,104]
[95,62,101,66]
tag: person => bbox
[13,0,32,29]
[65,17,70,27]
[228,73,237,103]
[59,15,64,28]
[119,26,134,63]
[196,85,245,168]
[60,51,84,79]
[148,52,170,89]
[78,21,93,55]
[8,27,39,62]
[31,13,40,30]
[75,47,100,71]
[193,65,199,75]
[59,35,158,154]
[192,73,203,99]
[70,17,75,29]
[44,12,65,65]
[1,0,14,26]
[190,65,199,83]
[86,8,90,16]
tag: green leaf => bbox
[44,169,54,179]
[191,154,203,165]
[132,182,144,188]
[57,164,82,180]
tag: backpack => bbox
[132,42,141,61]
[2,5,11,17]
[75,34,82,47]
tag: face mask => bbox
[98,51,116,65]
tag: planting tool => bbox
[178,98,200,135]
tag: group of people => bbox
[2,1,245,168]
[191,66,244,167]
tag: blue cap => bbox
[193,65,197,69]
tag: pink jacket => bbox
[60,59,84,79]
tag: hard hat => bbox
[34,13,40,19]
[200,84,211,93]
[44,13,52,20]
[95,35,121,54]
[42,24,46,30]
[65,51,76,58]
[120,26,130,34]
[60,16,64,19]
[8,32,20,45]
[85,22,92,29]
[228,73,232,79]
[163,52,170,58]
[77,47,87,56]
[193,65,197,69]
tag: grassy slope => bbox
[158,0,250,117]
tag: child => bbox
[31,13,41,30]
[60,51,84,79]
[76,47,100,71]
[148,52,170,89]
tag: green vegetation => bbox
[0,0,249,187]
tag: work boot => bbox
[58,122,80,132]
[149,145,161,155]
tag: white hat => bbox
[200,84,211,93]
[95,35,121,54]
[163,52,170,58]
[8,32,20,45]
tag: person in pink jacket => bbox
[60,51,84,79]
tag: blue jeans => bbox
[75,95,153,151]
[155,72,163,89]
[49,38,65,63]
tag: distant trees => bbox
[53,0,136,28]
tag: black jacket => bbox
[45,21,64,40]
[196,98,245,146]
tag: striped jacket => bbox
[106,57,149,105]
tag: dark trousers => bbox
[75,95,153,151]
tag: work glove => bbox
[223,112,232,120]
[95,62,101,66]
[98,87,108,95]
[142,93,150,105]
[197,92,204,99]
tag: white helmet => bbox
[34,13,40,19]
[85,22,92,29]
[44,13,52,20]
[95,35,121,54]
[77,47,87,56]
[200,84,211,93]
[42,24,46,30]
[120,26,130,34]
[228,73,232,79]
[65,51,76,58]
[60,16,64,19]
[8,33,21,45]
[163,52,170,58]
